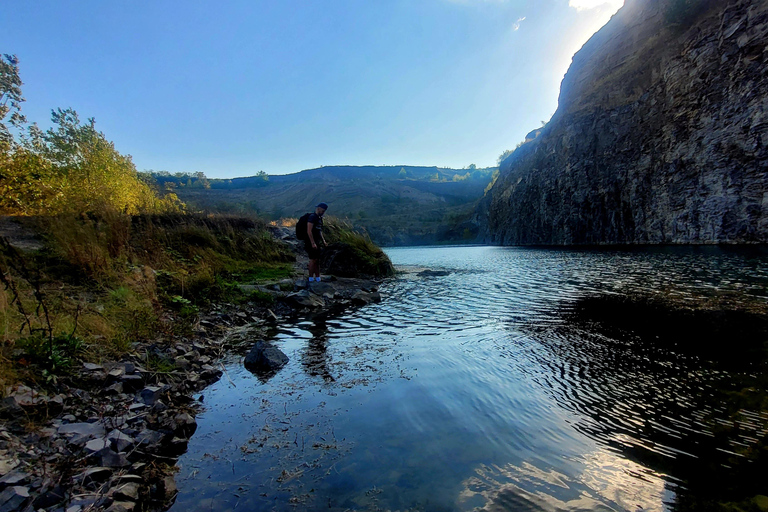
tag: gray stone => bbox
[286,290,324,309]
[104,501,135,512]
[111,482,140,501]
[0,486,29,512]
[58,422,105,438]
[0,470,28,486]
[84,438,109,454]
[244,341,289,372]
[138,386,163,405]
[97,448,131,468]
[351,290,382,305]
[164,412,196,438]
[82,363,103,371]
[106,430,134,452]
[135,429,165,449]
[120,374,143,392]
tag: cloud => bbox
[512,16,526,31]
[568,0,624,11]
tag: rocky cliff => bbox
[484,0,768,245]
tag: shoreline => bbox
[0,228,388,512]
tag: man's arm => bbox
[307,222,317,248]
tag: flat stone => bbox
[0,486,28,512]
[84,438,110,454]
[108,367,125,378]
[0,470,28,486]
[111,482,140,501]
[58,422,105,438]
[82,363,104,371]
[97,448,131,468]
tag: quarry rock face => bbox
[485,0,768,245]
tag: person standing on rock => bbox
[306,202,328,286]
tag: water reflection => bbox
[171,246,768,511]
[300,318,336,382]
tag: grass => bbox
[0,211,296,387]
[322,217,394,278]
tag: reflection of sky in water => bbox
[459,447,671,512]
[171,246,768,511]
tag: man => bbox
[306,202,328,286]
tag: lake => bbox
[168,245,768,511]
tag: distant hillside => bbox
[149,165,496,246]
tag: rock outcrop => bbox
[484,0,768,245]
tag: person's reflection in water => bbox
[301,317,336,382]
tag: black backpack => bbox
[295,213,311,240]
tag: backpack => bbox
[295,213,311,240]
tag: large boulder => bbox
[244,341,289,373]
[319,242,393,278]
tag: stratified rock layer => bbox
[486,0,768,245]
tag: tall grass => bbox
[0,211,295,386]
[323,217,394,277]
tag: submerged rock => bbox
[244,341,289,372]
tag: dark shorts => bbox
[304,241,321,260]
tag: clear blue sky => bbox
[2,0,622,178]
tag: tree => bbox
[0,54,26,146]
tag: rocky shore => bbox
[0,271,386,512]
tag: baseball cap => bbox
[316,202,328,209]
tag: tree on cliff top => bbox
[0,54,26,146]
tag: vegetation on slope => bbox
[148,165,496,246]
[0,55,388,392]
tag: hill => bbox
[481,0,768,245]
[150,165,496,246]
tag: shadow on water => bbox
[521,291,768,510]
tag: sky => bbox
[2,0,623,178]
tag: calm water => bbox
[169,246,768,512]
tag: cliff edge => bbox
[485,0,768,245]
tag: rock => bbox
[244,341,289,372]
[165,413,196,438]
[82,363,104,371]
[483,0,768,245]
[104,501,135,512]
[0,471,28,487]
[320,242,393,278]
[135,429,165,450]
[96,448,131,468]
[32,485,65,509]
[417,269,450,277]
[0,486,29,512]
[73,467,112,486]
[286,290,324,309]
[84,438,110,454]
[105,383,124,395]
[351,290,382,305]
[111,482,140,501]
[138,386,163,406]
[106,430,134,452]
[58,422,105,439]
[120,375,143,392]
